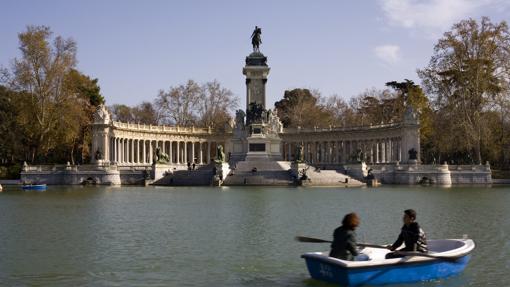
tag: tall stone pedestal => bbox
[212,162,230,186]
[152,164,173,181]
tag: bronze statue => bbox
[154,147,170,164]
[295,144,304,163]
[251,26,262,52]
[408,148,418,160]
[95,149,102,160]
[216,145,225,163]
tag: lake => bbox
[0,185,509,286]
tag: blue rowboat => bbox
[22,184,47,191]
[301,238,475,286]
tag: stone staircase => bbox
[152,165,214,186]
[222,160,295,186]
[300,166,364,186]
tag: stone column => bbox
[287,142,291,161]
[313,142,317,163]
[130,139,134,164]
[381,140,386,163]
[397,138,402,162]
[134,140,137,164]
[185,141,188,163]
[390,138,393,162]
[207,141,211,164]
[175,141,179,164]
[149,140,154,164]
[169,140,173,164]
[374,141,379,163]
[119,139,123,163]
[112,138,116,163]
[191,142,195,163]
[199,142,203,164]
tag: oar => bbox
[295,236,332,243]
[295,236,457,260]
[295,236,388,249]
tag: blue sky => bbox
[1,0,509,108]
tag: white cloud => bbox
[374,45,401,64]
[379,0,509,33]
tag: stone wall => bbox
[21,164,121,185]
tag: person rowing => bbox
[329,212,368,261]
[385,209,428,259]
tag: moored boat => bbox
[21,184,47,191]
[301,238,475,286]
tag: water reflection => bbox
[0,185,508,286]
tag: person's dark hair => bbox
[404,209,417,220]
[342,212,360,229]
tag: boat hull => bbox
[303,254,470,286]
[22,184,47,191]
[302,239,474,286]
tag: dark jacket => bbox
[391,222,428,252]
[329,226,359,260]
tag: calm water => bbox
[0,185,509,287]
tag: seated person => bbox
[386,209,428,259]
[330,213,361,260]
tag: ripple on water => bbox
[0,185,509,286]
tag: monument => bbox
[20,27,492,186]
[230,26,283,162]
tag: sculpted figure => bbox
[94,104,111,124]
[95,148,102,160]
[154,147,170,164]
[408,148,418,160]
[216,145,225,163]
[295,144,304,163]
[251,26,262,52]
[235,109,246,128]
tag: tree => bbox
[347,88,402,126]
[197,80,238,128]
[155,79,237,127]
[323,95,359,127]
[0,86,25,163]
[4,25,78,162]
[385,80,435,163]
[59,69,104,164]
[132,102,160,125]
[1,26,104,164]
[418,17,510,164]
[274,88,333,128]
[156,80,201,126]
[110,104,135,123]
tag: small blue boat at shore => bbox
[22,184,47,191]
[301,238,475,286]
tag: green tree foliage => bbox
[110,104,135,123]
[385,80,435,163]
[0,86,25,164]
[274,88,333,128]
[110,102,160,125]
[2,26,103,164]
[418,17,510,164]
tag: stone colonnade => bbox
[92,121,227,166]
[109,138,223,166]
[281,137,402,164]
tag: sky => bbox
[1,0,509,109]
